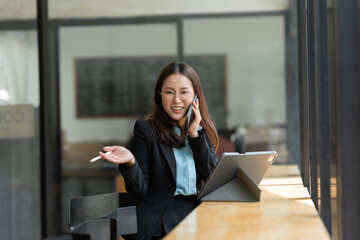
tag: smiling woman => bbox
[100,62,219,239]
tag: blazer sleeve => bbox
[118,120,151,200]
[188,130,218,181]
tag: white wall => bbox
[0,0,289,20]
[49,0,289,19]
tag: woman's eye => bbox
[165,91,174,95]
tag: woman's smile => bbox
[171,105,185,114]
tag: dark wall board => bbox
[75,55,227,127]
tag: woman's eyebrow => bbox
[163,87,174,90]
[163,86,191,89]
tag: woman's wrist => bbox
[189,131,199,138]
[125,157,135,169]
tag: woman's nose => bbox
[172,93,182,102]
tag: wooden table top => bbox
[163,164,330,240]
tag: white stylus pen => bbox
[90,151,112,162]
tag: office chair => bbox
[72,218,117,240]
[68,192,137,239]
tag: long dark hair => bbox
[148,62,219,151]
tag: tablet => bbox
[197,151,277,201]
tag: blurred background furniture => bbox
[68,192,137,240]
[217,125,288,164]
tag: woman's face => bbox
[161,73,195,123]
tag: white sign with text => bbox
[0,105,35,139]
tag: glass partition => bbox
[0,29,41,239]
[184,16,290,163]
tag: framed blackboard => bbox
[75,55,227,127]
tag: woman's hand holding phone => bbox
[186,97,202,138]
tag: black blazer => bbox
[119,120,218,240]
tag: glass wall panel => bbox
[184,16,291,163]
[59,23,178,230]
[0,30,41,239]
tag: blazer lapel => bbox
[159,143,176,183]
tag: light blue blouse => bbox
[173,127,199,196]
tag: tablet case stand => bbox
[200,168,261,202]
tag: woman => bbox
[100,62,219,240]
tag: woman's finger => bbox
[192,99,201,123]
[102,146,112,152]
[103,145,121,152]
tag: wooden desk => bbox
[163,165,330,240]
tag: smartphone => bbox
[185,93,198,129]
